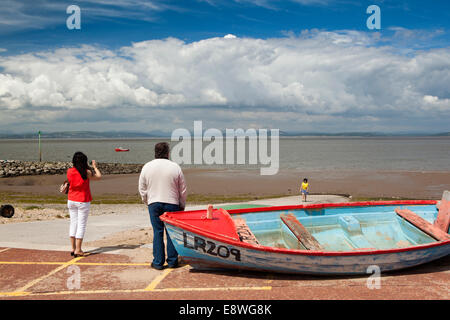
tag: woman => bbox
[67,152,101,257]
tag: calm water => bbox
[0,137,449,172]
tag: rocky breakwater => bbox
[0,160,143,178]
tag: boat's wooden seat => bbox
[280,213,323,251]
[233,218,260,246]
[434,193,450,233]
[395,208,450,241]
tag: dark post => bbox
[38,130,42,162]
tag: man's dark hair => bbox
[155,142,170,159]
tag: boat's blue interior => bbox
[232,205,440,251]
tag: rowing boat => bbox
[160,194,450,275]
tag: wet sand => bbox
[0,168,449,199]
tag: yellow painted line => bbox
[30,289,144,296]
[0,261,150,267]
[153,286,273,292]
[75,262,150,266]
[14,257,83,293]
[0,261,66,265]
[144,268,174,291]
[0,291,31,297]
[0,248,10,253]
[0,286,272,298]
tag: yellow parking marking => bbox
[0,291,31,297]
[76,262,150,266]
[0,261,149,266]
[154,286,273,292]
[144,268,174,291]
[0,248,10,253]
[0,256,272,299]
[33,289,143,296]
[14,257,83,293]
[0,261,67,265]
[0,286,272,298]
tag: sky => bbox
[0,0,449,134]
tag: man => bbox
[139,142,187,270]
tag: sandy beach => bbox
[1,168,449,199]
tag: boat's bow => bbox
[161,207,241,242]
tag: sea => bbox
[0,137,449,172]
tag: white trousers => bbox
[68,200,90,239]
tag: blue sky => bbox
[1,0,449,53]
[0,0,449,133]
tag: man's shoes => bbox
[168,263,180,269]
[168,259,185,268]
[150,263,165,270]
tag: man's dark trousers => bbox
[148,202,180,268]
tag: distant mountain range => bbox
[0,130,449,139]
[0,131,168,139]
[279,131,450,137]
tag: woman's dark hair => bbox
[72,152,89,180]
[155,142,170,159]
[303,178,308,182]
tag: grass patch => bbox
[0,191,141,205]
[0,192,68,204]
[0,191,289,205]
[23,205,43,210]
[186,193,289,204]
[350,196,416,202]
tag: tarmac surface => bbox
[0,247,448,300]
[0,195,449,300]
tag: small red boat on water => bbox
[115,147,130,152]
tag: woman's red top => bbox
[67,167,92,202]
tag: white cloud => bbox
[388,27,445,41]
[423,95,450,112]
[290,0,333,5]
[0,0,179,33]
[0,30,449,132]
[216,0,334,9]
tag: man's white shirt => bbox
[138,158,187,209]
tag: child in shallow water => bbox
[300,178,309,202]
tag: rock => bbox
[0,160,143,178]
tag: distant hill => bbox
[0,131,169,139]
[279,131,450,137]
[432,132,450,136]
[0,130,449,139]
